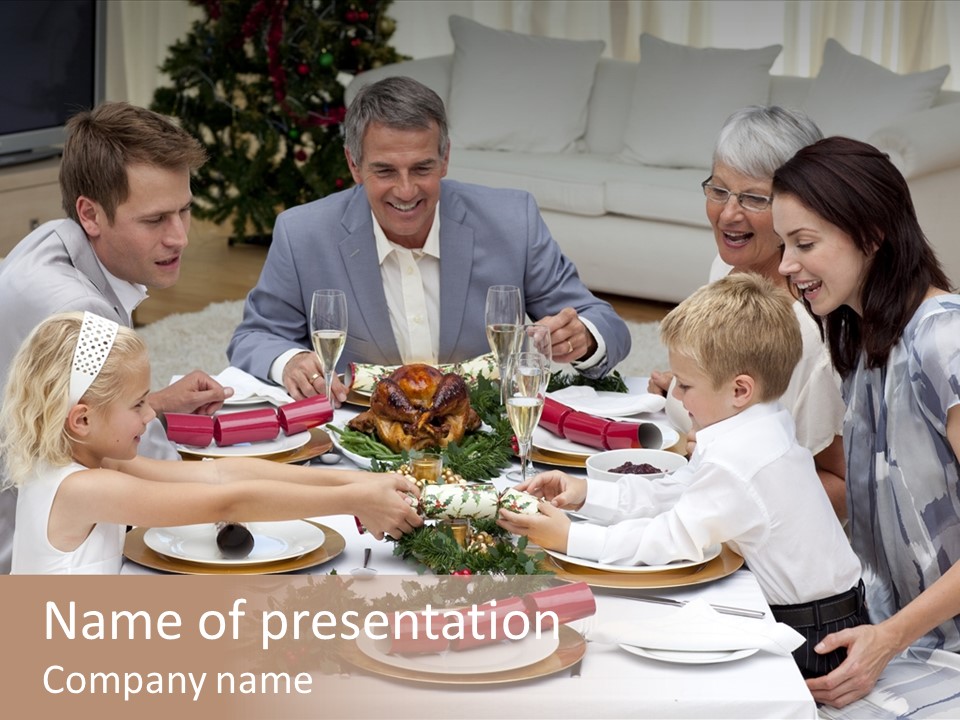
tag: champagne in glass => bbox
[486,323,522,363]
[505,350,551,484]
[484,285,523,405]
[506,396,544,443]
[310,289,348,406]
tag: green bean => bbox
[328,425,402,462]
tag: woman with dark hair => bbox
[773,136,959,708]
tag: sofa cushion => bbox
[446,150,610,215]
[446,150,710,228]
[446,16,604,153]
[621,34,781,169]
[803,39,949,140]
[584,59,639,155]
[605,166,711,227]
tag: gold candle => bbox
[444,519,472,548]
[410,451,443,484]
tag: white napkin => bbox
[548,386,666,418]
[590,599,804,656]
[171,366,294,406]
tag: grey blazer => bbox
[228,180,630,380]
[0,219,126,380]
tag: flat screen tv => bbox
[0,0,106,167]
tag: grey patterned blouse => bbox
[844,295,960,651]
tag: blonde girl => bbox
[0,312,421,574]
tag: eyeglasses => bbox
[701,179,773,213]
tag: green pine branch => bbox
[151,0,408,240]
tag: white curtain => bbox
[105,0,203,107]
[389,0,958,88]
[782,0,955,86]
[106,0,960,106]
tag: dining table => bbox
[122,379,820,720]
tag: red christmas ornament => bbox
[359,10,369,20]
[350,38,362,48]
[295,149,307,162]
[297,63,309,76]
[345,10,359,22]
[335,178,345,189]
[452,568,473,576]
[510,435,519,454]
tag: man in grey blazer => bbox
[228,76,630,402]
[0,102,232,573]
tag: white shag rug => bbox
[138,300,669,389]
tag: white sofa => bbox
[346,28,960,304]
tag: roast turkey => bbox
[348,364,482,452]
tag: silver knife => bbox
[611,593,765,619]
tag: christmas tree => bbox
[151,0,407,242]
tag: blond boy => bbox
[499,273,865,677]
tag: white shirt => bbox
[373,206,441,364]
[95,254,147,326]
[568,402,861,606]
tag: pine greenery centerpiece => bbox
[151,0,407,242]
[326,370,629,575]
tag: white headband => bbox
[69,312,120,405]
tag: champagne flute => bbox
[484,285,523,405]
[504,323,552,481]
[310,289,348,406]
[505,349,552,484]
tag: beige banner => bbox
[2,574,573,719]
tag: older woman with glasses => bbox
[649,106,847,517]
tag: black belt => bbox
[770,581,864,630]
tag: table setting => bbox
[121,420,817,717]
[119,288,820,717]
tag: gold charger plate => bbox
[529,445,588,469]
[179,428,333,464]
[544,545,744,590]
[340,624,585,685]
[123,521,345,575]
[345,389,371,407]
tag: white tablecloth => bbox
[123,398,816,719]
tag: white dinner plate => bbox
[177,430,311,458]
[327,425,374,468]
[532,423,680,456]
[547,388,666,418]
[356,630,560,675]
[216,401,281,415]
[221,396,284,407]
[143,520,326,566]
[619,644,759,664]
[542,544,722,574]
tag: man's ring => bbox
[567,341,574,355]
[310,372,320,382]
